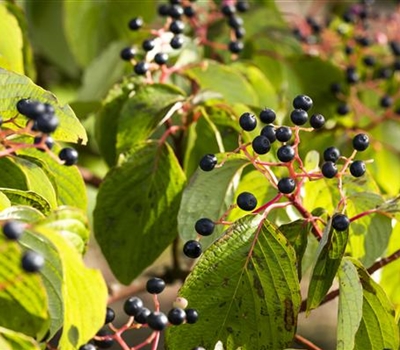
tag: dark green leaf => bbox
[0,189,51,215]
[0,327,41,350]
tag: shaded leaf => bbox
[0,189,51,215]
[0,327,41,350]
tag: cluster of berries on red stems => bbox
[183,94,372,259]
[79,277,199,349]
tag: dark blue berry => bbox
[275,126,292,142]
[134,61,149,75]
[3,221,24,240]
[350,160,366,177]
[142,39,155,51]
[168,307,186,325]
[236,192,257,211]
[185,308,199,324]
[199,154,217,171]
[147,312,168,331]
[310,114,325,129]
[123,297,143,316]
[292,95,313,111]
[290,109,308,125]
[277,178,296,194]
[170,35,184,49]
[352,133,369,151]
[169,20,185,34]
[323,147,341,162]
[135,307,151,324]
[321,161,338,178]
[252,135,271,154]
[146,277,166,294]
[105,307,115,324]
[277,145,295,162]
[259,108,276,124]
[332,214,350,231]
[120,47,136,61]
[183,240,202,258]
[260,125,276,143]
[195,218,215,236]
[228,41,244,54]
[59,148,78,166]
[154,52,169,65]
[239,112,257,131]
[21,250,45,273]
[128,17,143,30]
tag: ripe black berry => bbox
[321,161,338,178]
[236,1,249,12]
[228,41,244,54]
[16,99,45,119]
[236,192,257,211]
[3,221,24,240]
[105,307,115,324]
[227,15,243,29]
[34,135,54,150]
[142,39,155,51]
[259,108,276,124]
[323,147,341,162]
[183,240,202,258]
[185,308,199,324]
[195,218,215,236]
[277,145,295,162]
[350,160,366,177]
[94,329,114,349]
[252,135,271,155]
[290,109,308,125]
[128,17,143,30]
[337,103,350,116]
[356,36,371,47]
[277,178,296,194]
[330,82,341,95]
[346,66,359,84]
[170,35,184,49]
[79,344,96,350]
[158,4,170,16]
[332,213,350,231]
[199,154,217,171]
[147,312,168,331]
[239,112,257,131]
[21,250,45,273]
[292,95,313,111]
[135,307,151,324]
[35,114,59,133]
[380,95,393,108]
[352,133,369,151]
[221,4,236,16]
[123,296,143,316]
[310,114,325,129]
[154,52,169,65]
[378,67,392,80]
[275,126,292,142]
[260,125,276,143]
[169,4,184,18]
[168,307,186,325]
[146,277,166,294]
[59,148,78,166]
[184,6,195,17]
[134,61,149,75]
[120,47,136,61]
[169,20,185,34]
[234,27,246,39]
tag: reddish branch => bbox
[295,334,323,350]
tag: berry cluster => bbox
[183,95,373,258]
[79,277,199,350]
[2,220,44,273]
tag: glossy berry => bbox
[183,240,202,258]
[35,113,59,133]
[275,126,292,142]
[185,308,199,324]
[277,178,296,194]
[34,135,54,150]
[128,17,143,30]
[321,161,338,178]
[120,47,136,61]
[290,109,308,125]
[259,108,276,124]
[236,192,257,211]
[350,160,366,177]
[228,41,244,54]
[21,250,45,273]
[105,307,115,324]
[154,52,169,65]
[199,154,217,171]
[59,148,78,166]
[252,135,271,154]
[332,213,350,231]
[227,15,243,29]
[352,133,369,151]
[323,147,341,163]
[380,95,393,108]
[310,114,325,129]
[169,20,185,34]
[146,277,166,294]
[239,112,257,131]
[346,66,359,84]
[170,35,184,49]
[123,296,143,316]
[94,329,114,349]
[195,218,215,236]
[221,4,236,16]
[236,1,249,12]
[235,27,246,39]
[3,221,24,240]
[183,6,195,17]
[135,307,151,324]
[169,4,184,18]
[16,99,45,119]
[277,145,295,162]
[142,39,155,51]
[292,95,313,111]
[134,61,149,75]
[79,344,96,350]
[147,312,169,331]
[260,125,276,143]
[337,103,350,116]
[168,307,186,325]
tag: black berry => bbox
[146,277,166,294]
[350,160,366,177]
[277,178,296,194]
[337,103,350,116]
[3,221,24,240]
[332,213,350,231]
[199,154,217,171]
[185,308,199,324]
[134,61,149,75]
[292,95,313,111]
[21,250,45,273]
[142,39,155,51]
[169,20,185,34]
[227,15,243,29]
[35,113,59,133]
[59,148,79,166]
[330,83,341,95]
[228,41,244,54]
[346,66,359,84]
[158,4,170,16]
[221,4,236,16]
[323,147,341,162]
[147,312,168,331]
[170,35,184,49]
[277,145,295,162]
[128,17,143,30]
[169,4,184,18]
[239,112,257,131]
[380,95,393,108]
[123,296,143,316]
[183,6,195,17]
[94,329,114,349]
[310,114,325,129]
[363,55,376,67]
[290,109,308,125]
[105,307,115,324]
[154,52,169,65]
[195,218,215,236]
[235,27,246,39]
[260,125,276,143]
[236,1,249,12]
[168,307,186,325]
[321,161,338,178]
[120,47,136,61]
[16,99,45,119]
[135,307,151,324]
[352,133,369,151]
[34,135,54,150]
[79,344,96,350]
[252,135,271,154]
[275,126,292,142]
[259,108,276,124]
[183,240,202,258]
[390,41,400,56]
[236,192,257,211]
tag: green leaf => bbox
[94,141,186,284]
[185,61,259,105]
[166,216,301,350]
[0,157,27,190]
[307,222,349,312]
[353,259,399,350]
[0,327,41,350]
[0,192,11,211]
[0,4,24,74]
[178,154,248,249]
[0,189,51,215]
[0,235,48,338]
[0,205,44,223]
[0,68,87,144]
[337,257,363,350]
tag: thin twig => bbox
[294,334,323,350]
